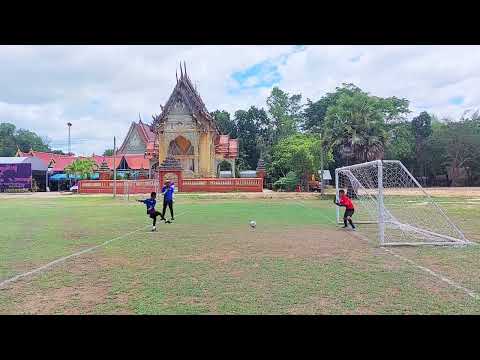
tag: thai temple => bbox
[120,62,239,178]
[17,64,240,185]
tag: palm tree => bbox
[325,92,388,164]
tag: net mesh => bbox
[336,160,467,246]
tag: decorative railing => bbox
[78,180,156,194]
[182,177,263,192]
[78,177,263,194]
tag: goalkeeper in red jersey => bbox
[334,189,356,230]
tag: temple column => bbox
[230,159,236,177]
[194,142,199,177]
[158,133,167,165]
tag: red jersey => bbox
[339,195,354,210]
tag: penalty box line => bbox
[0,210,188,290]
[295,200,479,301]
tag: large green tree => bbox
[270,134,333,190]
[234,106,270,171]
[303,83,409,133]
[422,116,480,186]
[0,122,51,156]
[384,121,416,169]
[411,111,433,179]
[302,83,362,133]
[211,110,237,137]
[0,123,17,156]
[323,92,391,165]
[15,129,50,153]
[266,87,302,142]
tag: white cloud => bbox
[1,45,479,155]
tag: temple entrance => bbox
[168,136,195,175]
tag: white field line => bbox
[0,210,188,290]
[296,200,479,301]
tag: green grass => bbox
[1,194,480,314]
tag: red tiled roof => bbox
[138,121,155,142]
[19,150,78,171]
[90,155,119,170]
[227,139,239,158]
[215,135,238,159]
[50,157,77,171]
[124,155,150,170]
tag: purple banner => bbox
[0,163,32,191]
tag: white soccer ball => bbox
[249,220,256,228]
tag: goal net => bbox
[335,160,469,246]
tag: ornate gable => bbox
[152,63,220,135]
[119,122,147,154]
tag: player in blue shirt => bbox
[137,192,165,231]
[161,179,175,223]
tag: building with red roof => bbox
[16,149,78,172]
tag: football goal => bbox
[335,160,470,246]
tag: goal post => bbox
[335,160,470,246]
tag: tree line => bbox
[0,122,116,157]
[2,83,479,188]
[211,83,480,188]
[0,123,58,156]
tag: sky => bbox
[1,45,479,156]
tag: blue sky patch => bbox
[449,96,464,105]
[229,46,307,94]
[231,60,282,91]
[349,55,362,62]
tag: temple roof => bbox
[118,118,156,155]
[123,154,150,170]
[152,63,220,134]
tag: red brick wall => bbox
[78,178,263,194]
[78,180,156,194]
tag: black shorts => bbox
[344,209,354,218]
[148,209,160,218]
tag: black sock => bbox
[348,219,355,228]
[344,219,348,227]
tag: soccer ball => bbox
[249,220,256,228]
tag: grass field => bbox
[1,193,480,314]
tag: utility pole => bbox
[67,122,72,189]
[113,136,117,198]
[320,132,324,196]
[67,122,72,155]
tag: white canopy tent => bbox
[318,169,332,182]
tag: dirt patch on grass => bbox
[175,227,404,275]
[7,278,111,315]
[1,251,144,314]
[288,296,340,314]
